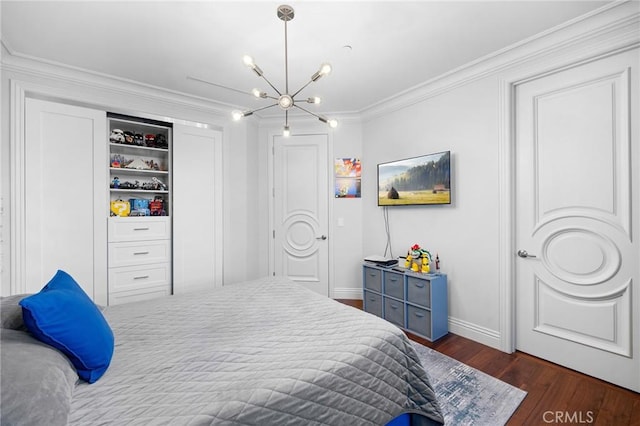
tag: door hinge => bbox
[273,230,275,239]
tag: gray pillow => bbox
[0,329,78,426]
[0,294,31,330]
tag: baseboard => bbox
[332,287,363,300]
[448,316,502,351]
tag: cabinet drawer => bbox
[407,305,432,339]
[108,217,171,242]
[108,263,171,293]
[384,272,404,299]
[407,276,431,307]
[363,267,382,293]
[109,240,170,267]
[383,297,405,328]
[363,290,383,318]
[108,285,170,306]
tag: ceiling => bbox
[1,1,611,118]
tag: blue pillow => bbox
[19,270,114,383]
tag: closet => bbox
[21,98,221,305]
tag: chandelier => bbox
[232,4,337,137]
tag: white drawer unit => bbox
[108,240,170,267]
[108,215,171,305]
[108,263,171,294]
[107,285,171,306]
[362,264,448,342]
[108,216,171,242]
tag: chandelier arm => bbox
[291,79,314,99]
[246,103,279,115]
[259,74,282,96]
[293,104,324,120]
[284,17,289,94]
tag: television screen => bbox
[378,151,451,206]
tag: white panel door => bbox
[23,98,107,303]
[172,124,223,294]
[515,49,639,391]
[273,134,329,296]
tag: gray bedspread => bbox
[69,277,444,425]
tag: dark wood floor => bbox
[337,299,640,425]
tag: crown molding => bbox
[0,39,233,120]
[360,1,639,122]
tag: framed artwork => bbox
[335,158,361,198]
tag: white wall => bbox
[362,76,503,339]
[330,120,363,299]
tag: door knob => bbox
[316,235,327,240]
[517,249,536,258]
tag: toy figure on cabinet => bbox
[150,196,166,216]
[109,129,124,143]
[404,244,433,273]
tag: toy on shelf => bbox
[403,244,433,273]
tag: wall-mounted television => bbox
[378,150,451,206]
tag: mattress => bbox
[68,277,444,425]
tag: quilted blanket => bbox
[69,277,444,425]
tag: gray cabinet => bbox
[362,264,448,341]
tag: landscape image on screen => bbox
[378,151,451,206]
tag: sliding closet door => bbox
[172,124,223,293]
[21,98,107,303]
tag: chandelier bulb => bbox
[318,116,337,128]
[252,88,267,98]
[232,110,243,121]
[232,110,253,121]
[306,96,321,104]
[243,55,255,67]
[311,63,332,82]
[243,55,263,76]
[319,63,332,76]
[283,125,291,137]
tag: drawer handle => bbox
[133,275,149,280]
[414,312,425,318]
[369,297,376,302]
[389,277,398,282]
[133,251,150,255]
[413,282,425,288]
[390,303,399,309]
[133,227,150,231]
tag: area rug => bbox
[412,341,527,426]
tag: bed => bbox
[1,274,444,426]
